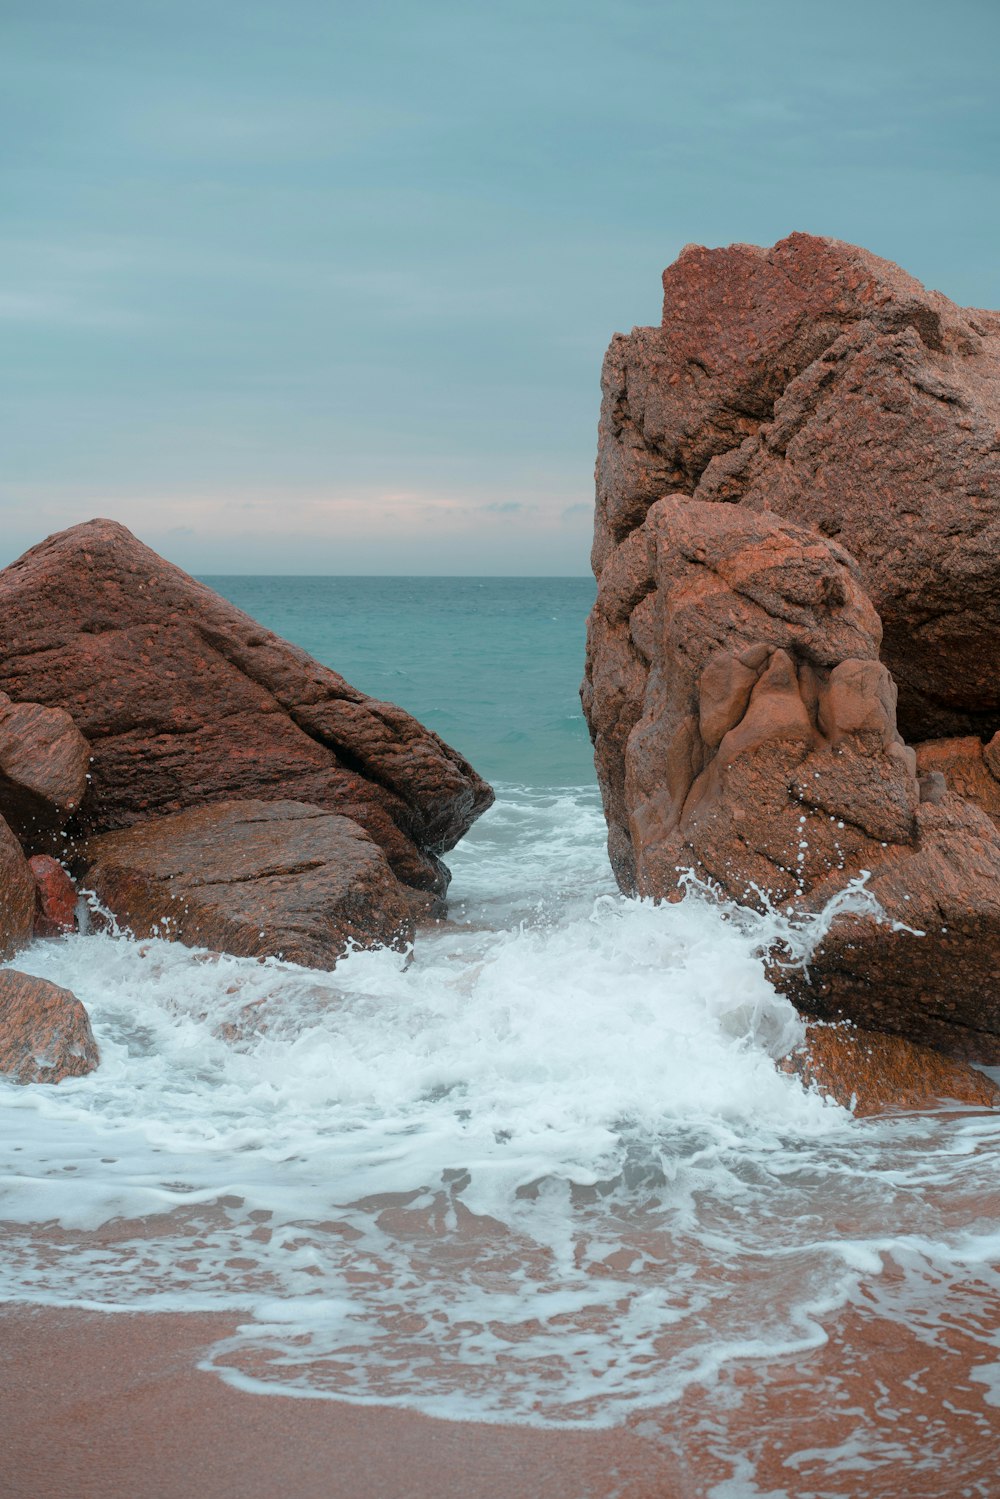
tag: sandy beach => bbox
[3,1299,996,1499]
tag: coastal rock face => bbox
[584,237,1000,1061]
[0,520,493,899]
[82,799,416,969]
[584,496,1000,1058]
[0,693,90,851]
[0,818,36,960]
[29,856,79,937]
[780,1022,1000,1117]
[593,233,1000,742]
[0,969,99,1084]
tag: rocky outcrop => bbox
[82,799,416,969]
[584,237,1000,1061]
[0,520,493,900]
[780,1022,1000,1116]
[0,693,90,851]
[0,969,99,1084]
[593,233,1000,743]
[29,856,79,937]
[584,495,1000,1059]
[0,817,35,960]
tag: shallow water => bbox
[2,580,999,1492]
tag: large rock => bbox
[81,799,416,969]
[593,233,1000,742]
[0,520,493,899]
[583,496,1000,1060]
[0,693,90,851]
[0,816,35,960]
[0,969,99,1084]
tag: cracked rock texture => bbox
[82,799,416,970]
[584,236,1000,1060]
[0,968,99,1084]
[0,519,493,901]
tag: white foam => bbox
[2,787,999,1432]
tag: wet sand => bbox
[2,1301,996,1499]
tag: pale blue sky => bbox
[3,0,998,573]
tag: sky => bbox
[2,0,999,575]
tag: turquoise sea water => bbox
[203,575,597,788]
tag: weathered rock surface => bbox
[780,1021,1000,1116]
[913,734,1000,827]
[82,799,416,969]
[0,817,35,960]
[0,693,90,852]
[0,969,99,1084]
[583,495,1000,1059]
[593,233,1000,742]
[585,238,1000,1061]
[29,855,79,937]
[0,520,493,899]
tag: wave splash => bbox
[1,787,999,1431]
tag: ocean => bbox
[2,578,998,1492]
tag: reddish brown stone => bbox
[592,233,1000,742]
[0,520,493,898]
[0,815,35,960]
[0,968,99,1084]
[0,692,90,851]
[583,496,1000,1060]
[29,855,78,937]
[913,735,1000,826]
[82,799,417,969]
[780,1021,1000,1116]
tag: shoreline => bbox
[3,1299,996,1499]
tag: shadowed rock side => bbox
[29,856,79,937]
[592,232,1000,742]
[0,520,494,900]
[0,817,35,960]
[83,800,415,970]
[0,693,90,852]
[0,968,99,1084]
[583,496,1000,1060]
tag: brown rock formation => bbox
[0,816,35,960]
[585,237,1000,1061]
[0,969,99,1084]
[0,520,493,899]
[82,799,416,969]
[593,233,1000,742]
[0,693,91,852]
[29,855,79,937]
[780,1021,1000,1116]
[583,495,1000,1061]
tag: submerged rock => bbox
[0,519,493,900]
[82,799,416,969]
[584,236,1000,1061]
[29,855,79,937]
[0,693,90,852]
[780,1022,1000,1117]
[0,817,35,960]
[0,968,99,1084]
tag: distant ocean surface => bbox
[2,574,999,1492]
[203,576,598,788]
